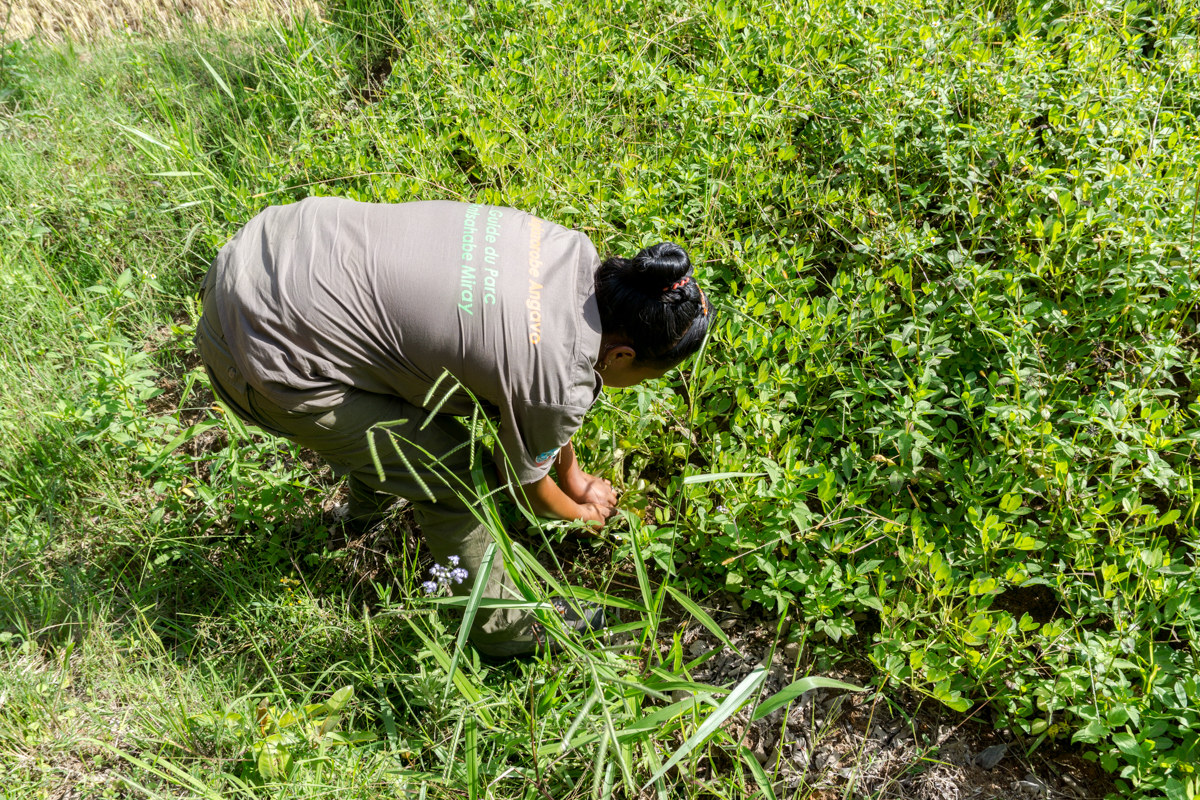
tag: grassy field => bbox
[2,0,1200,798]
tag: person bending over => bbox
[195,197,709,657]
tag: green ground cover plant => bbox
[2,0,1199,797]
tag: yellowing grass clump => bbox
[2,0,317,43]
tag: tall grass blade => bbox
[682,471,766,484]
[442,542,496,700]
[752,676,865,721]
[420,379,461,429]
[87,739,225,799]
[641,665,768,790]
[546,698,695,757]
[629,528,653,613]
[196,52,236,102]
[740,745,778,800]
[561,690,601,754]
[113,121,172,151]
[465,714,479,800]
[665,585,743,657]
[403,618,494,727]
[145,419,221,476]
[591,729,609,799]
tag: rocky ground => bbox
[678,620,1106,799]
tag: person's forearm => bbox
[553,440,588,495]
[521,472,584,519]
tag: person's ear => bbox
[604,345,637,369]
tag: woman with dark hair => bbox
[195,197,709,657]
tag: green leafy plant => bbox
[189,686,375,784]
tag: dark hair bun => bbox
[594,241,709,368]
[622,242,691,294]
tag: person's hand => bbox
[576,501,618,529]
[564,470,618,509]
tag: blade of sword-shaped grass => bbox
[665,585,744,658]
[641,665,768,791]
[441,543,496,703]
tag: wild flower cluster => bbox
[421,555,468,596]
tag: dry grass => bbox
[1,0,319,43]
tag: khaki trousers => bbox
[194,270,536,657]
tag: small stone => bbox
[975,743,1008,770]
[1016,775,1047,796]
[1061,773,1085,795]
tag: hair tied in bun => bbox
[595,241,710,368]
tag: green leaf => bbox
[276,709,302,728]
[324,730,378,746]
[444,542,496,700]
[196,52,236,102]
[257,743,292,781]
[465,714,479,800]
[641,666,768,791]
[542,699,697,757]
[552,586,648,613]
[683,471,766,484]
[325,685,354,713]
[427,597,552,610]
[629,528,653,613]
[1164,778,1187,800]
[1072,720,1108,744]
[1112,731,1143,759]
[114,122,172,151]
[741,746,778,800]
[752,676,865,721]
[665,585,743,657]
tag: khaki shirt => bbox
[209,197,603,484]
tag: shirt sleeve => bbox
[495,401,590,485]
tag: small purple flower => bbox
[420,555,468,596]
